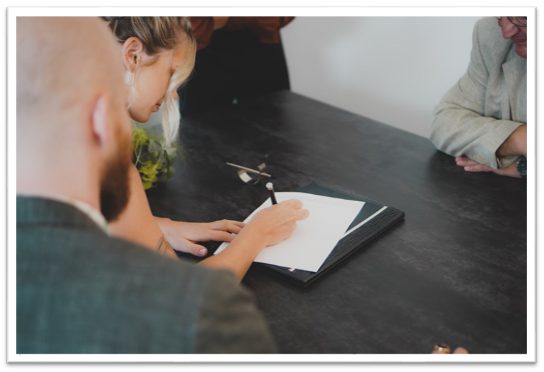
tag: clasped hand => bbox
[455,156,522,178]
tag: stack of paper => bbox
[215,192,365,272]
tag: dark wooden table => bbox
[147,90,527,354]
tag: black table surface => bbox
[147,90,527,354]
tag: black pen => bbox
[266,182,278,205]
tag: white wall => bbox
[281,17,480,138]
[150,17,479,138]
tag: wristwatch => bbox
[516,157,527,178]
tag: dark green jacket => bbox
[16,197,277,353]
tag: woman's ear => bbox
[122,37,145,73]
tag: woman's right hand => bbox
[198,199,309,281]
[245,199,310,247]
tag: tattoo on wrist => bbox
[156,236,174,255]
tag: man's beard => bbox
[100,128,132,222]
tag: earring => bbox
[126,70,136,109]
[126,70,135,87]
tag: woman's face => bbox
[122,37,187,123]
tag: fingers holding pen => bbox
[247,198,310,247]
[267,183,309,222]
[279,199,310,222]
[296,207,310,221]
[284,199,310,221]
[271,199,309,244]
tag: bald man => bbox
[16,17,276,354]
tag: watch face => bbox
[517,157,527,178]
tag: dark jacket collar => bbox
[16,196,105,234]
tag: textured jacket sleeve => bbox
[430,19,523,170]
[194,270,277,353]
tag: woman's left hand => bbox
[156,218,245,257]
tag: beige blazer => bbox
[431,17,527,169]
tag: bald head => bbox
[17,17,126,122]
[17,17,133,221]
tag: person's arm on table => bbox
[110,165,247,258]
[198,199,309,281]
[109,165,178,259]
[110,165,309,281]
[496,124,527,158]
[455,124,526,177]
[431,19,524,171]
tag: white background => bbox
[282,17,479,138]
[151,17,479,139]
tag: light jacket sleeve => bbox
[430,19,523,170]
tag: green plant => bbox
[132,126,178,190]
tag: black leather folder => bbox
[254,182,405,287]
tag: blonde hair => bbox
[102,17,196,147]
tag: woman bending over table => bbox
[102,17,309,280]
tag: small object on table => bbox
[433,343,451,354]
[226,162,271,185]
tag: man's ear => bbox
[122,37,145,74]
[91,94,109,148]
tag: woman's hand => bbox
[244,199,310,247]
[156,218,245,257]
[198,199,310,281]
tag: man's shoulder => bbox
[17,221,241,353]
[17,221,225,296]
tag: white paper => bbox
[215,192,365,272]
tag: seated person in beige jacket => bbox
[431,17,527,178]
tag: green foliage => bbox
[132,126,179,190]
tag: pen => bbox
[266,182,278,205]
